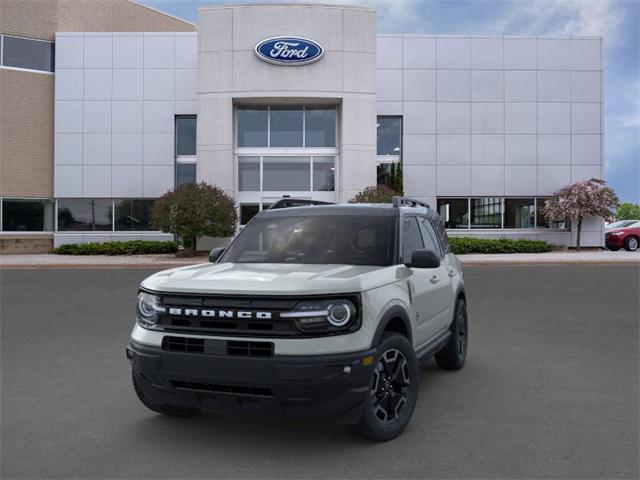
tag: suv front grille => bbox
[162,336,274,357]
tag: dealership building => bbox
[0,1,605,252]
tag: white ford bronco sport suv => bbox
[127,197,468,441]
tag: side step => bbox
[415,330,451,362]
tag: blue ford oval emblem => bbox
[255,37,324,66]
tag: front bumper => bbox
[605,235,624,248]
[127,340,376,422]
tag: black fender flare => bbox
[370,305,413,348]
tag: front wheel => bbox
[624,236,638,251]
[347,333,419,442]
[435,298,468,370]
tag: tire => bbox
[347,333,419,442]
[607,246,620,251]
[132,370,200,418]
[624,236,639,252]
[435,299,468,371]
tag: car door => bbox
[418,216,455,331]
[401,216,452,348]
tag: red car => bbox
[605,222,640,251]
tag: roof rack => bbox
[268,198,335,210]
[391,196,430,209]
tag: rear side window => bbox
[402,217,424,263]
[419,217,442,257]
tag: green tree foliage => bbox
[615,202,640,220]
[349,184,401,203]
[152,182,237,253]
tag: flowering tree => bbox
[543,178,619,250]
[152,182,237,255]
[349,184,401,203]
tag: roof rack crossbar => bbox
[391,196,430,209]
[267,198,334,210]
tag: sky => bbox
[141,0,639,203]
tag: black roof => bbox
[260,202,438,219]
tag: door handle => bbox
[448,270,457,277]
[430,275,440,284]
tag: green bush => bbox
[448,237,553,255]
[54,240,178,256]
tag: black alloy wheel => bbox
[371,349,411,423]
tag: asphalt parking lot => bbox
[1,266,638,479]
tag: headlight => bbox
[136,291,165,327]
[281,299,358,334]
[608,231,624,236]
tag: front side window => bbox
[504,198,535,229]
[221,214,397,266]
[57,199,111,231]
[2,199,54,231]
[1,35,54,72]
[114,199,155,231]
[402,216,424,263]
[419,217,442,256]
[471,197,502,229]
[437,198,469,229]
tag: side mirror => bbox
[407,249,440,269]
[208,247,225,263]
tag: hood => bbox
[141,262,403,295]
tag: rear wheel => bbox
[132,371,200,417]
[347,333,419,442]
[435,299,468,370]
[624,236,638,252]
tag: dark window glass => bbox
[3,199,54,231]
[176,163,196,186]
[312,157,335,191]
[237,107,268,147]
[57,199,111,231]
[221,215,397,266]
[240,204,259,225]
[504,198,535,228]
[270,107,303,147]
[175,116,196,156]
[263,156,310,191]
[471,197,502,229]
[377,117,401,156]
[114,199,155,231]
[377,161,403,190]
[437,198,469,229]
[238,156,260,191]
[305,107,336,147]
[402,216,424,263]
[434,216,450,253]
[2,35,54,72]
[536,197,569,229]
[419,217,442,256]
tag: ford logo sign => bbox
[255,37,324,66]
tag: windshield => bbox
[607,220,636,229]
[221,214,397,266]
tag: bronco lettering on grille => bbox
[167,308,273,320]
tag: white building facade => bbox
[51,3,604,248]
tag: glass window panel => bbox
[471,197,502,229]
[175,116,196,155]
[270,107,303,147]
[176,163,196,186]
[536,197,569,229]
[114,199,155,231]
[240,204,259,225]
[313,157,335,191]
[3,199,53,231]
[504,198,535,228]
[402,216,424,263]
[2,36,54,72]
[377,117,401,156]
[238,156,260,191]
[305,107,336,147]
[57,199,111,231]
[263,156,310,191]
[436,198,469,229]
[418,217,442,256]
[237,107,268,147]
[377,161,402,190]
